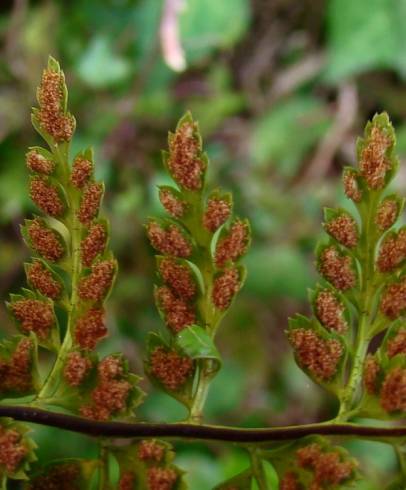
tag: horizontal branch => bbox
[0,405,405,444]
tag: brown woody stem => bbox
[0,405,405,444]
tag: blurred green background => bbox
[1,0,406,487]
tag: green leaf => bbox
[325,0,406,81]
[180,0,250,63]
[76,35,132,88]
[205,362,246,417]
[213,468,252,489]
[250,460,278,490]
[386,476,406,490]
[175,325,222,373]
[244,245,311,301]
[251,96,331,177]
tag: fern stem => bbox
[249,448,268,490]
[37,140,82,400]
[337,192,380,420]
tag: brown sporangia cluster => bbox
[155,286,196,333]
[214,219,250,268]
[63,351,92,387]
[0,425,28,474]
[343,169,362,203]
[363,335,406,414]
[212,268,240,310]
[68,151,115,358]
[375,197,399,231]
[280,471,299,490]
[11,299,55,339]
[289,329,343,381]
[380,367,406,413]
[27,219,64,262]
[147,221,193,258]
[77,182,103,224]
[80,223,107,267]
[359,125,392,190]
[363,355,381,395]
[293,443,355,490]
[71,156,93,188]
[324,214,358,249]
[379,365,405,414]
[78,260,115,301]
[138,440,165,462]
[26,150,54,175]
[167,118,205,191]
[380,277,406,319]
[203,197,231,232]
[150,346,194,391]
[37,68,75,142]
[298,147,367,399]
[80,356,131,420]
[159,188,187,219]
[118,472,135,490]
[154,255,197,347]
[386,327,406,358]
[27,463,81,490]
[158,258,196,300]
[29,177,64,217]
[377,229,406,272]
[74,308,107,350]
[0,338,34,395]
[26,260,62,300]
[315,290,348,334]
[117,441,175,490]
[147,467,178,490]
[318,246,356,291]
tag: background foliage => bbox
[0,0,405,487]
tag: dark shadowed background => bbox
[1,0,405,487]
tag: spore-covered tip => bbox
[36,59,75,142]
[166,112,205,191]
[358,112,397,190]
[47,55,61,73]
